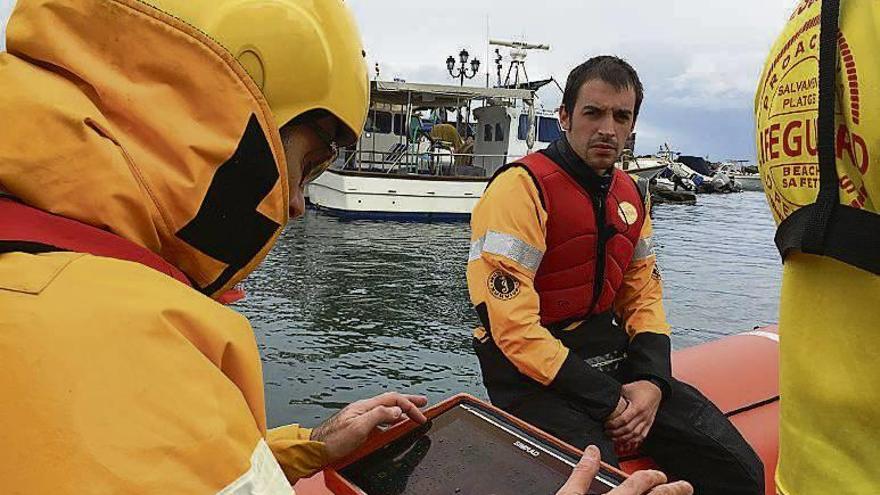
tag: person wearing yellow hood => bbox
[756,0,880,493]
[0,0,434,492]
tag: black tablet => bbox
[339,400,623,494]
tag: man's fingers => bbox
[403,394,429,407]
[556,445,600,495]
[648,481,694,495]
[358,405,405,432]
[607,416,643,439]
[360,392,428,424]
[398,395,429,424]
[359,392,409,409]
[615,470,668,494]
[605,405,638,430]
[614,421,647,444]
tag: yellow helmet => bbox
[146,0,369,145]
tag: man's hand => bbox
[309,392,428,462]
[605,380,662,452]
[606,396,630,423]
[556,445,692,495]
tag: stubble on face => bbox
[559,79,636,173]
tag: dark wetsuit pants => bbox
[505,377,764,495]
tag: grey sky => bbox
[0,0,13,52]
[2,0,795,160]
[349,1,795,161]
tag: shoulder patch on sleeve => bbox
[488,270,521,300]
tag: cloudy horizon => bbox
[1,0,796,161]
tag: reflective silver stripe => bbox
[468,237,485,263]
[633,237,655,260]
[469,230,543,272]
[217,439,291,495]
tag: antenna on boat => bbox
[489,39,550,89]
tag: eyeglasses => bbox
[300,121,339,185]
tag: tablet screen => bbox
[339,401,621,494]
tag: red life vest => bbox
[0,197,191,281]
[0,197,245,304]
[517,153,645,327]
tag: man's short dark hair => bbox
[562,56,643,121]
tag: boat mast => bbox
[490,39,549,150]
[489,39,550,88]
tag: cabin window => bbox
[517,114,530,141]
[538,117,561,143]
[392,114,407,136]
[484,124,493,142]
[368,111,392,134]
[494,123,504,142]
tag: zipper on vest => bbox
[588,181,610,314]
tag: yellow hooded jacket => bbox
[756,0,880,492]
[0,0,328,491]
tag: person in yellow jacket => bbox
[0,0,431,492]
[468,56,762,494]
[756,0,880,493]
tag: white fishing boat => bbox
[307,40,677,220]
[307,79,560,220]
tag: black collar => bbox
[539,136,612,194]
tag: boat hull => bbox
[307,170,487,221]
[733,174,764,192]
[623,164,666,180]
[308,164,669,222]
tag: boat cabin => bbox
[343,81,559,178]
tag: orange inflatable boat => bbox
[293,325,779,494]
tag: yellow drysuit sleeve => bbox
[267,425,328,482]
[613,193,673,396]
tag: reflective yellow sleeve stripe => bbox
[469,230,544,273]
[218,440,291,495]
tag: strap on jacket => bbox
[774,0,880,275]
[0,197,191,285]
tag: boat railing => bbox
[337,149,520,178]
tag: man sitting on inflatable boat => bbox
[467,56,764,494]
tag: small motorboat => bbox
[649,175,698,205]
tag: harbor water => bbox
[235,191,781,428]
